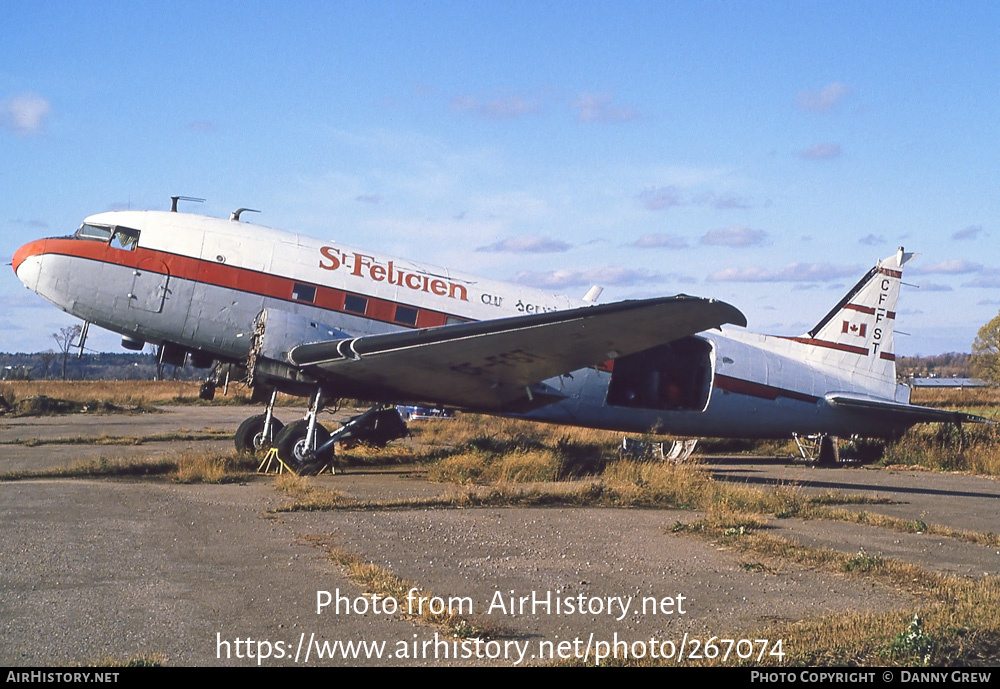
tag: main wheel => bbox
[274,419,332,468]
[234,414,284,454]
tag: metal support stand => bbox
[257,448,335,476]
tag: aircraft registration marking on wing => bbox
[449,349,544,377]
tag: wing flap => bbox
[288,296,746,410]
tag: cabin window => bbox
[445,316,469,325]
[77,223,113,242]
[394,305,418,326]
[344,294,368,315]
[110,227,140,250]
[291,283,316,303]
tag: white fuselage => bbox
[13,210,915,439]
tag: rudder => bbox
[793,247,916,386]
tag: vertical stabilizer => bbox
[795,247,916,386]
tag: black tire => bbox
[234,414,284,454]
[274,419,332,468]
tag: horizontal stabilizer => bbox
[826,393,995,426]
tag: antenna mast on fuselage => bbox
[169,195,205,212]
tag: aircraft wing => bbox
[826,393,995,425]
[285,296,746,411]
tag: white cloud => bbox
[572,92,638,123]
[700,226,766,248]
[707,262,860,283]
[638,186,682,210]
[515,266,662,288]
[910,259,984,275]
[631,233,688,249]
[798,143,842,160]
[858,233,885,246]
[708,192,752,210]
[952,225,984,241]
[963,275,1000,288]
[451,94,539,120]
[11,218,49,229]
[919,283,954,292]
[796,82,850,113]
[1,92,51,135]
[477,235,572,253]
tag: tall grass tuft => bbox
[883,424,1000,475]
[171,450,257,483]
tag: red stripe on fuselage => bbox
[16,237,464,329]
[714,373,819,404]
[842,303,895,319]
[785,337,869,355]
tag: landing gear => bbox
[234,414,284,453]
[274,387,331,470]
[274,419,332,469]
[793,433,840,465]
[235,389,283,454]
[241,379,410,471]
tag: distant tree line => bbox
[896,352,974,380]
[0,351,204,381]
[1,347,979,383]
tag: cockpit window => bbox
[111,227,140,250]
[77,223,113,241]
[76,223,140,250]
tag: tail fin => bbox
[793,247,916,386]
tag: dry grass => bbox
[911,386,1000,409]
[0,380,314,410]
[303,535,493,638]
[816,507,1000,548]
[81,653,166,667]
[0,380,227,407]
[0,449,256,484]
[336,442,422,466]
[882,424,1000,475]
[0,455,178,481]
[665,510,1000,666]
[13,429,231,447]
[171,450,258,483]
[273,474,356,509]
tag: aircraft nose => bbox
[12,238,49,292]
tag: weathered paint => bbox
[14,211,919,439]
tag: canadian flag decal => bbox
[841,320,867,337]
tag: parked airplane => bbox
[12,201,986,467]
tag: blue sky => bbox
[2,1,998,355]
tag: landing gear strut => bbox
[235,389,284,454]
[792,433,840,466]
[274,387,332,470]
[272,392,409,470]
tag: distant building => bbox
[910,377,988,389]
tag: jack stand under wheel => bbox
[256,448,336,476]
